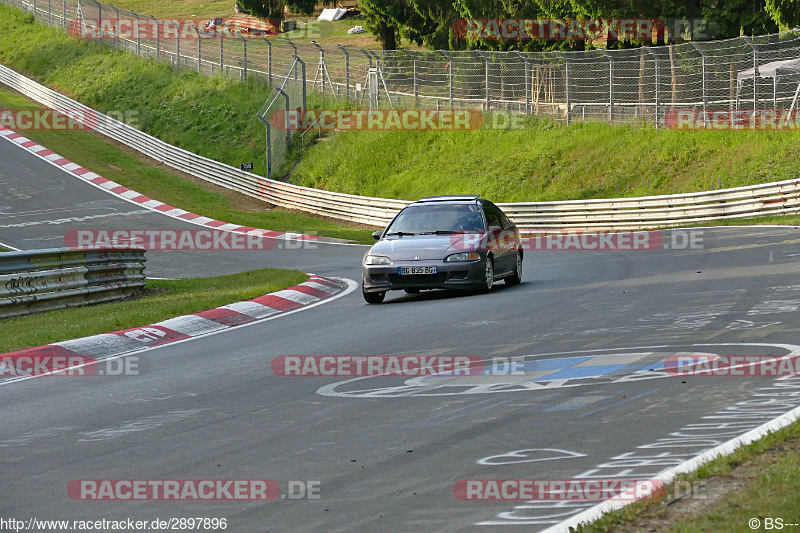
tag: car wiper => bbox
[385,231,417,236]
[419,230,456,235]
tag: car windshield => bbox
[385,204,484,235]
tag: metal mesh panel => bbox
[8,0,800,128]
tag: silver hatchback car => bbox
[362,196,523,303]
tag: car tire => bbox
[479,257,494,293]
[505,252,523,285]
[404,288,420,294]
[363,290,385,304]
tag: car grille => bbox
[387,273,448,286]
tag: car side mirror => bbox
[372,230,383,240]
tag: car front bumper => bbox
[362,258,487,293]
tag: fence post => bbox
[47,0,51,25]
[256,115,272,180]
[62,0,66,28]
[193,23,201,73]
[646,48,660,126]
[266,39,272,85]
[131,10,140,56]
[690,42,708,124]
[741,36,758,112]
[174,20,180,68]
[296,56,307,110]
[151,15,159,60]
[600,50,614,121]
[286,39,297,82]
[220,30,224,74]
[557,52,571,124]
[514,51,530,114]
[310,41,326,95]
[108,4,119,53]
[476,50,491,111]
[337,44,350,98]
[440,51,453,109]
[241,36,247,81]
[402,50,419,108]
[360,49,374,107]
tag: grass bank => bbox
[0,268,308,353]
[292,119,800,202]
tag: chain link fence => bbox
[7,0,800,135]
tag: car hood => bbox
[369,233,481,261]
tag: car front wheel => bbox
[479,257,494,293]
[505,252,522,285]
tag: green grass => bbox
[0,268,308,353]
[292,117,800,203]
[578,420,800,532]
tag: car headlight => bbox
[445,251,480,262]
[365,255,392,265]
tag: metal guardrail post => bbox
[336,44,350,98]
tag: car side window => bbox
[500,213,514,229]
[483,204,503,228]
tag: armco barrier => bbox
[2,62,800,231]
[0,248,146,318]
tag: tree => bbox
[765,0,800,29]
[238,0,285,21]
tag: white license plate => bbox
[398,266,437,275]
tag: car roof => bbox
[416,195,480,203]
